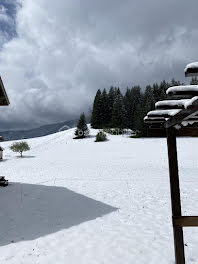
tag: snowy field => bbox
[0,127,198,264]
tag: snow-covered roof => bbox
[155,99,189,109]
[184,62,198,77]
[166,85,198,98]
[144,96,198,126]
[147,109,181,118]
[184,62,198,71]
[144,63,198,127]
[144,116,166,123]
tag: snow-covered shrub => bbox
[95,131,107,142]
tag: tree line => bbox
[90,78,198,136]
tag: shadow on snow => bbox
[0,182,117,246]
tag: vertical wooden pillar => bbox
[166,128,185,264]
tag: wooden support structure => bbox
[144,63,198,264]
[166,128,185,264]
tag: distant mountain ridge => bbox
[0,119,77,141]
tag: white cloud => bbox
[0,0,197,129]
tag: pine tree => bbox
[101,88,109,127]
[171,78,181,86]
[111,93,127,130]
[107,86,116,126]
[133,94,147,135]
[123,88,133,128]
[75,113,89,139]
[190,77,198,85]
[144,85,155,113]
[91,89,103,128]
[130,86,141,130]
[159,80,168,100]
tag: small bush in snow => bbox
[10,141,30,157]
[129,131,141,138]
[95,131,107,142]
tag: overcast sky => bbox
[0,0,197,130]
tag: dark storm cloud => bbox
[0,0,18,46]
[0,0,197,129]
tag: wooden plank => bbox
[173,216,198,227]
[166,128,185,264]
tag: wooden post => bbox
[166,128,185,264]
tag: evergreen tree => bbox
[90,78,182,137]
[111,93,127,129]
[75,113,89,138]
[171,78,181,86]
[130,86,141,130]
[91,89,103,128]
[159,80,169,100]
[190,77,198,85]
[152,83,161,102]
[101,88,109,127]
[143,85,155,113]
[107,86,116,126]
[133,93,146,135]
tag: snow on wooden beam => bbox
[147,109,181,118]
[184,62,198,77]
[167,85,198,99]
[155,100,189,110]
[144,116,166,123]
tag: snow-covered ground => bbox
[0,127,198,264]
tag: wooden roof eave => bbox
[0,77,10,105]
[185,68,198,77]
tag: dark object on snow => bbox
[0,146,3,160]
[144,62,198,264]
[0,176,8,187]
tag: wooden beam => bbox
[177,127,198,137]
[173,216,198,227]
[148,127,198,137]
[0,77,9,105]
[165,106,198,128]
[166,128,185,264]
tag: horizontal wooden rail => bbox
[148,127,198,137]
[173,216,198,227]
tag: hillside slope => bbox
[0,119,77,141]
[0,128,197,264]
